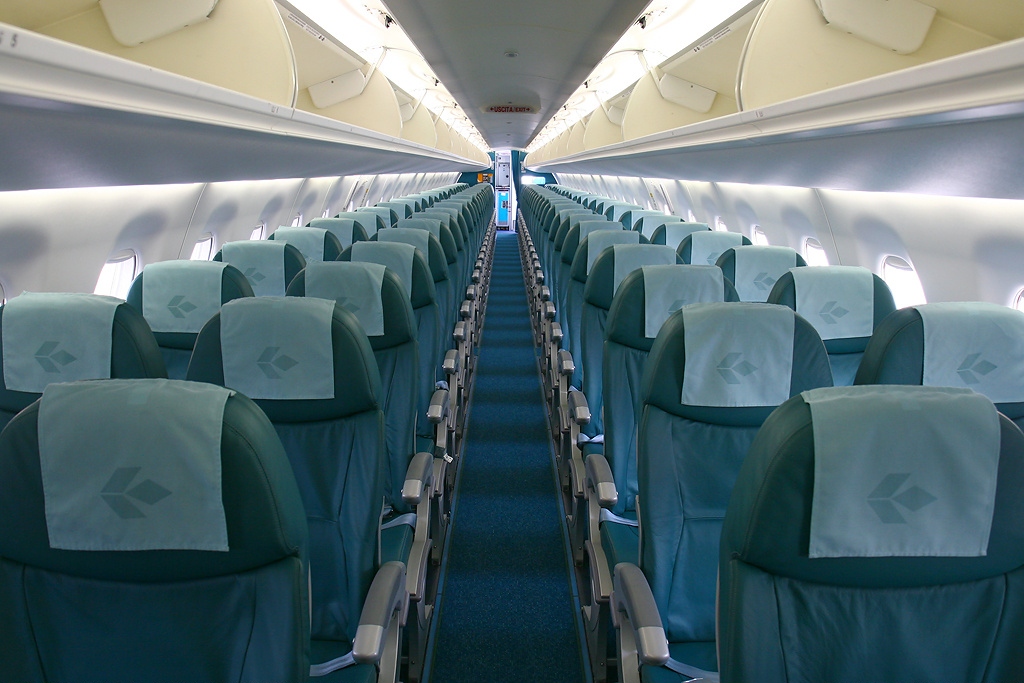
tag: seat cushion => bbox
[600,517,639,570]
[380,523,414,566]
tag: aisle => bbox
[426,230,585,682]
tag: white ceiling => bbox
[381,0,651,149]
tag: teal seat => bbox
[332,211,381,238]
[126,260,253,379]
[308,217,370,249]
[419,209,470,287]
[394,219,459,338]
[676,231,750,265]
[556,219,618,360]
[718,385,1024,682]
[0,293,166,430]
[357,206,398,230]
[769,266,896,385]
[580,244,681,437]
[187,298,411,681]
[377,201,413,220]
[341,241,441,453]
[214,240,306,297]
[0,379,310,682]
[599,302,833,682]
[715,245,806,302]
[268,226,344,262]
[648,222,710,250]
[855,302,1024,429]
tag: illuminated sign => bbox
[485,105,535,114]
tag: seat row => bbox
[519,184,1024,683]
[0,183,496,682]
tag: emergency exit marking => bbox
[486,105,535,114]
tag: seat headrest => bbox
[215,240,306,297]
[651,222,711,250]
[1,293,166,415]
[642,302,832,425]
[377,228,449,282]
[724,385,1024,587]
[678,231,750,265]
[0,380,307,582]
[307,218,369,249]
[287,262,416,351]
[856,303,1024,417]
[187,297,380,423]
[570,231,645,282]
[341,241,436,309]
[717,245,807,302]
[127,261,253,350]
[268,227,342,263]
[396,218,458,265]
[584,244,679,310]
[553,210,595,247]
[768,266,895,352]
[376,201,412,219]
[332,211,380,237]
[357,206,397,229]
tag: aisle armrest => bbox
[352,561,409,663]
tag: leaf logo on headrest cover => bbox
[34,342,77,373]
[243,267,266,284]
[716,353,757,385]
[753,272,777,291]
[166,295,198,319]
[101,467,172,520]
[867,473,936,525]
[818,301,849,325]
[257,346,298,379]
[337,296,361,314]
[957,353,997,385]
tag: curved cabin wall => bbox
[738,0,1005,110]
[3,0,297,106]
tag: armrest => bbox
[612,563,670,667]
[567,388,591,425]
[550,322,563,345]
[539,286,550,302]
[352,561,408,663]
[460,301,472,320]
[427,389,449,424]
[543,301,556,321]
[557,350,575,378]
[443,349,459,377]
[472,269,481,283]
[585,453,618,509]
[402,451,435,506]
[453,322,467,343]
[534,269,544,285]
[465,285,477,301]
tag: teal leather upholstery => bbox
[0,384,310,683]
[625,303,832,676]
[213,241,306,296]
[330,212,380,239]
[719,388,1024,682]
[187,301,387,669]
[268,227,344,262]
[308,217,370,248]
[603,267,739,516]
[855,305,1024,427]
[580,245,682,437]
[676,232,751,264]
[341,243,440,452]
[0,298,166,429]
[126,262,253,379]
[716,246,807,302]
[288,266,418,515]
[769,269,896,385]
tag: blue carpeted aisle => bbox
[426,231,585,682]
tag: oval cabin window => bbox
[803,237,830,266]
[190,235,215,261]
[94,251,138,300]
[881,255,927,309]
[1013,288,1024,312]
[752,225,770,245]
[250,224,266,240]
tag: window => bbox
[94,251,138,299]
[751,225,770,246]
[249,224,266,240]
[0,281,5,305]
[521,175,546,185]
[881,255,927,309]
[714,216,729,232]
[1013,288,1024,312]
[290,214,303,227]
[322,209,332,218]
[803,237,830,266]
[190,235,215,261]
[687,209,698,222]
[346,201,355,212]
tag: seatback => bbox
[633,214,683,239]
[187,297,384,647]
[420,209,469,285]
[677,231,751,265]
[638,303,832,650]
[649,222,711,250]
[0,293,166,429]
[557,219,618,344]
[341,241,440,452]
[357,205,398,229]
[287,262,419,514]
[620,209,664,231]
[214,240,306,297]
[267,226,343,262]
[126,260,253,379]
[377,201,413,220]
[566,230,646,388]
[0,379,309,683]
[332,211,381,238]
[307,217,370,249]
[717,245,807,302]
[769,266,896,385]
[720,385,1024,682]
[603,266,739,514]
[580,244,680,436]
[377,227,452,371]
[855,302,1024,428]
